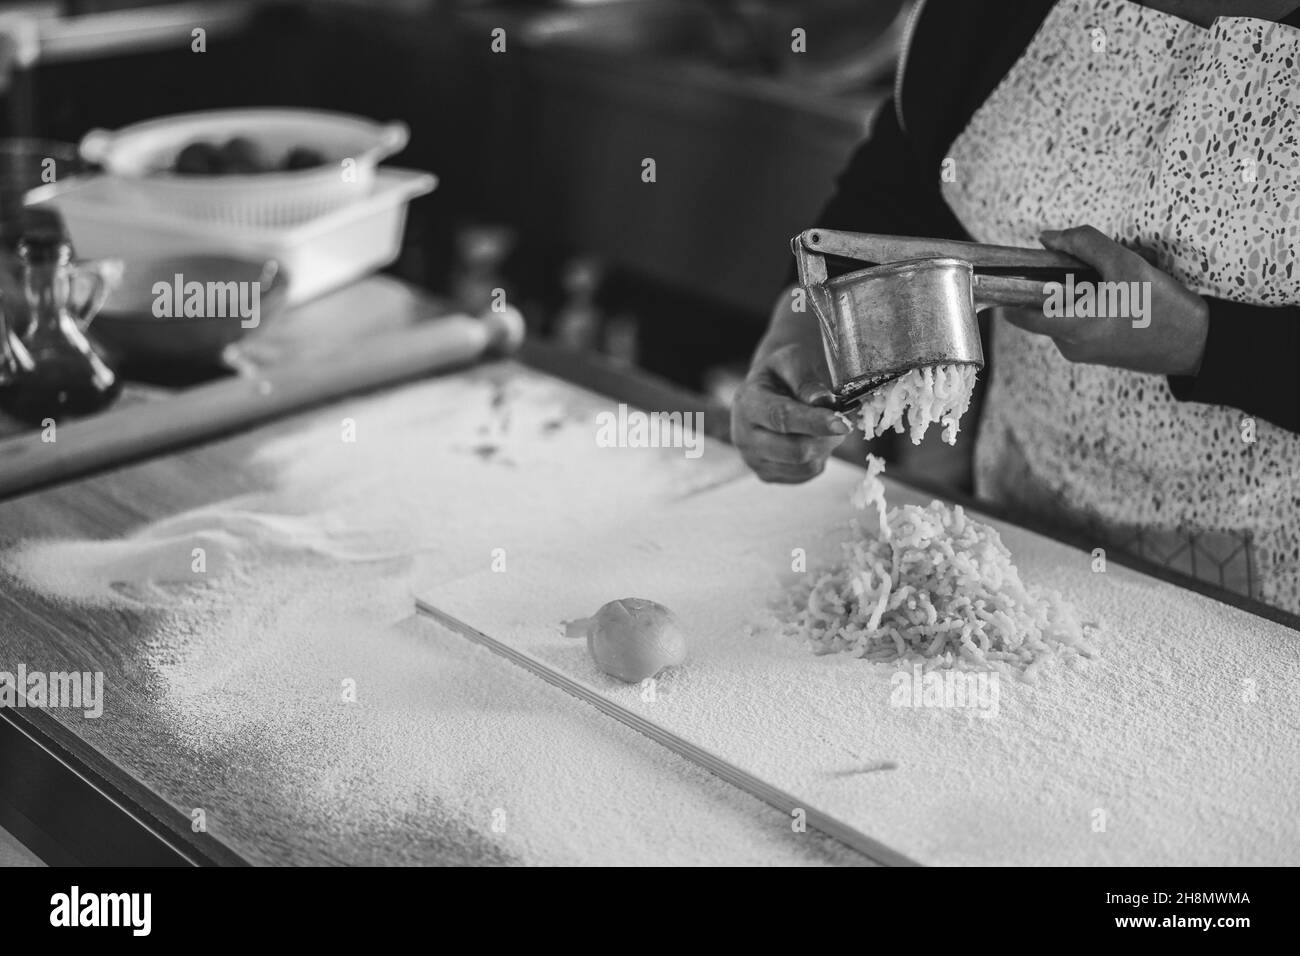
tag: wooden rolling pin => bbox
[0,309,525,500]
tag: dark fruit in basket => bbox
[282,146,327,171]
[171,137,325,175]
[174,141,221,174]
[218,136,265,174]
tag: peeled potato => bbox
[581,598,686,683]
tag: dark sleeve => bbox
[807,102,969,243]
[788,0,1056,282]
[1167,299,1300,433]
[783,101,970,289]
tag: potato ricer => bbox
[791,229,1096,409]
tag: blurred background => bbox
[0,0,909,402]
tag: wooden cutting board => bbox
[417,448,1300,866]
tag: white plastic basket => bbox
[79,109,409,229]
[30,168,437,305]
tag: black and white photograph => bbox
[0,0,1295,904]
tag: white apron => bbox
[940,0,1300,610]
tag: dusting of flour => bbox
[0,368,860,865]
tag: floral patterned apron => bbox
[940,0,1300,610]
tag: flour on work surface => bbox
[7,372,739,607]
[1,369,858,866]
[787,364,1096,675]
[419,463,1300,866]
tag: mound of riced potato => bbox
[784,364,1098,676]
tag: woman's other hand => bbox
[1000,225,1210,377]
[731,342,852,483]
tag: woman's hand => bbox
[1000,225,1210,377]
[731,342,852,483]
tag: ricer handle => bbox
[796,229,1091,272]
[791,233,827,287]
[972,273,1092,312]
[789,234,838,354]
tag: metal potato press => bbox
[791,229,1095,409]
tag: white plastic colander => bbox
[79,108,409,229]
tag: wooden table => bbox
[0,276,457,865]
[1,275,1294,866]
